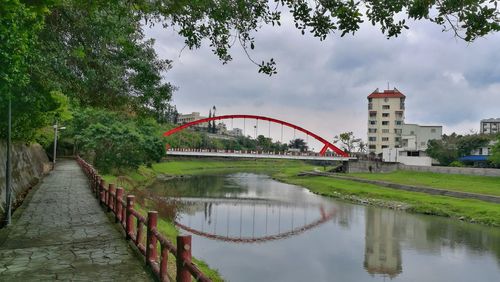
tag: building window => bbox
[382,113,390,117]
[369,145,376,150]
[394,129,402,134]
[410,131,415,135]
[369,121,376,125]
[368,128,377,133]
[407,151,420,157]
[395,121,402,125]
[395,137,401,142]
[382,105,390,110]
[382,137,389,142]
[382,129,389,133]
[382,121,389,125]
[368,103,373,110]
[431,128,436,133]
[369,111,377,117]
[368,137,376,142]
[381,145,389,149]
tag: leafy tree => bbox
[37,1,175,117]
[456,134,491,157]
[288,138,308,152]
[333,131,362,153]
[489,138,500,166]
[139,0,500,74]
[0,0,60,141]
[70,108,164,172]
[426,134,460,166]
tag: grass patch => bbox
[274,172,500,226]
[352,170,500,196]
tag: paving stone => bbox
[0,160,152,281]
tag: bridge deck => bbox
[167,150,354,161]
[0,160,152,281]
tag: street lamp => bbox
[52,120,66,167]
[4,96,12,225]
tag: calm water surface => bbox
[145,173,500,282]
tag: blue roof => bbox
[459,155,489,161]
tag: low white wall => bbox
[397,156,432,166]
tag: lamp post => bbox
[52,119,66,167]
[5,96,12,225]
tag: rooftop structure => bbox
[480,118,500,134]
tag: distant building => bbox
[177,112,208,128]
[367,88,406,154]
[216,122,227,134]
[227,128,243,137]
[459,140,497,167]
[480,118,500,134]
[400,124,442,151]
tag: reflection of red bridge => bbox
[164,114,352,159]
[175,205,336,244]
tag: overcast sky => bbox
[147,13,500,149]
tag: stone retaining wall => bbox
[0,142,51,219]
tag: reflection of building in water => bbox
[364,208,402,279]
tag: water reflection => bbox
[143,173,500,281]
[364,208,402,279]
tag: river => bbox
[144,173,500,282]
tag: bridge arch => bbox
[163,114,348,157]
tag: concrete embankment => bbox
[0,142,51,220]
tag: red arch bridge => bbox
[163,114,355,161]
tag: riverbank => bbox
[104,158,500,234]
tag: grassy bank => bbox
[273,167,500,226]
[352,170,500,196]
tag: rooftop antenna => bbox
[387,82,390,90]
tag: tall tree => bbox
[288,138,308,152]
[37,1,175,116]
[333,131,362,153]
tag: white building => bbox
[177,112,208,128]
[227,128,243,137]
[367,88,405,154]
[383,124,442,166]
[480,118,500,134]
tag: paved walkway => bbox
[0,160,152,281]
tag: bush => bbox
[70,108,165,173]
[449,161,465,167]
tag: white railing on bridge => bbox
[166,148,356,161]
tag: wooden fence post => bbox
[126,195,135,240]
[100,179,106,206]
[146,211,158,266]
[115,188,124,223]
[108,183,115,212]
[176,235,192,282]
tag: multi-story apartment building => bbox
[367,88,405,154]
[480,118,500,134]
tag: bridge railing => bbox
[166,148,351,158]
[76,156,211,282]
